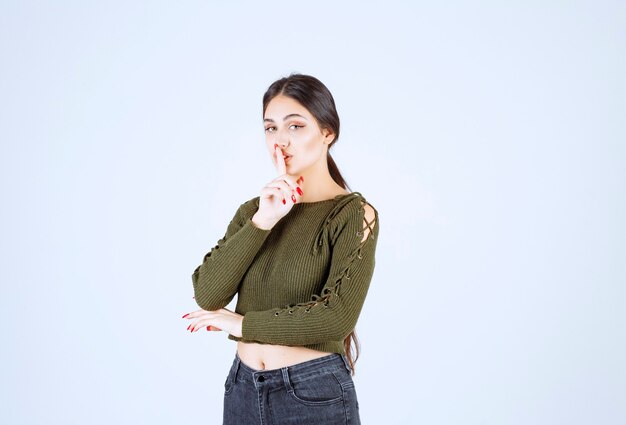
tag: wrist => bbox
[251,212,275,230]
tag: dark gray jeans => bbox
[223,351,361,424]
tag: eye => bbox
[264,124,304,133]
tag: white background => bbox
[1,1,624,424]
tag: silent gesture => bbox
[250,143,305,230]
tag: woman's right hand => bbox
[252,144,305,230]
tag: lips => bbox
[274,144,291,159]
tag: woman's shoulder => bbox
[324,191,380,242]
[345,192,379,236]
[308,190,379,253]
[340,191,379,219]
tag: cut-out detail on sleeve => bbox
[241,193,380,345]
[358,199,377,244]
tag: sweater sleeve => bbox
[241,199,379,345]
[192,198,271,311]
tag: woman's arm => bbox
[240,200,379,345]
[192,198,271,311]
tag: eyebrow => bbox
[263,113,308,123]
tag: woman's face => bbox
[263,95,333,176]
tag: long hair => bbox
[262,73,361,375]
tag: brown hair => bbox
[262,73,361,375]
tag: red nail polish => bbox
[299,175,304,182]
[282,198,286,205]
[296,187,303,195]
[187,324,191,330]
[291,194,296,203]
[182,313,189,318]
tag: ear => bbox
[322,127,335,145]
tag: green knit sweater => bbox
[191,191,379,356]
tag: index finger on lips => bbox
[275,144,286,176]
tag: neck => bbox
[294,159,347,203]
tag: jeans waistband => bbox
[232,351,352,387]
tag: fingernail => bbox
[299,175,304,182]
[182,313,189,318]
[291,194,296,203]
[282,198,286,205]
[296,187,303,195]
[187,324,191,330]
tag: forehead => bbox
[264,95,310,119]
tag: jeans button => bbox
[258,375,265,382]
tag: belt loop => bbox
[340,353,352,374]
[233,353,241,382]
[281,367,294,392]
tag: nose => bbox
[272,130,290,148]
[276,137,289,148]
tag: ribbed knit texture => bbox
[191,191,379,356]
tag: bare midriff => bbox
[237,341,334,371]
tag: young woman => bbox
[182,73,379,425]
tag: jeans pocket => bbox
[288,370,344,406]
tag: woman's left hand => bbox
[182,307,243,337]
